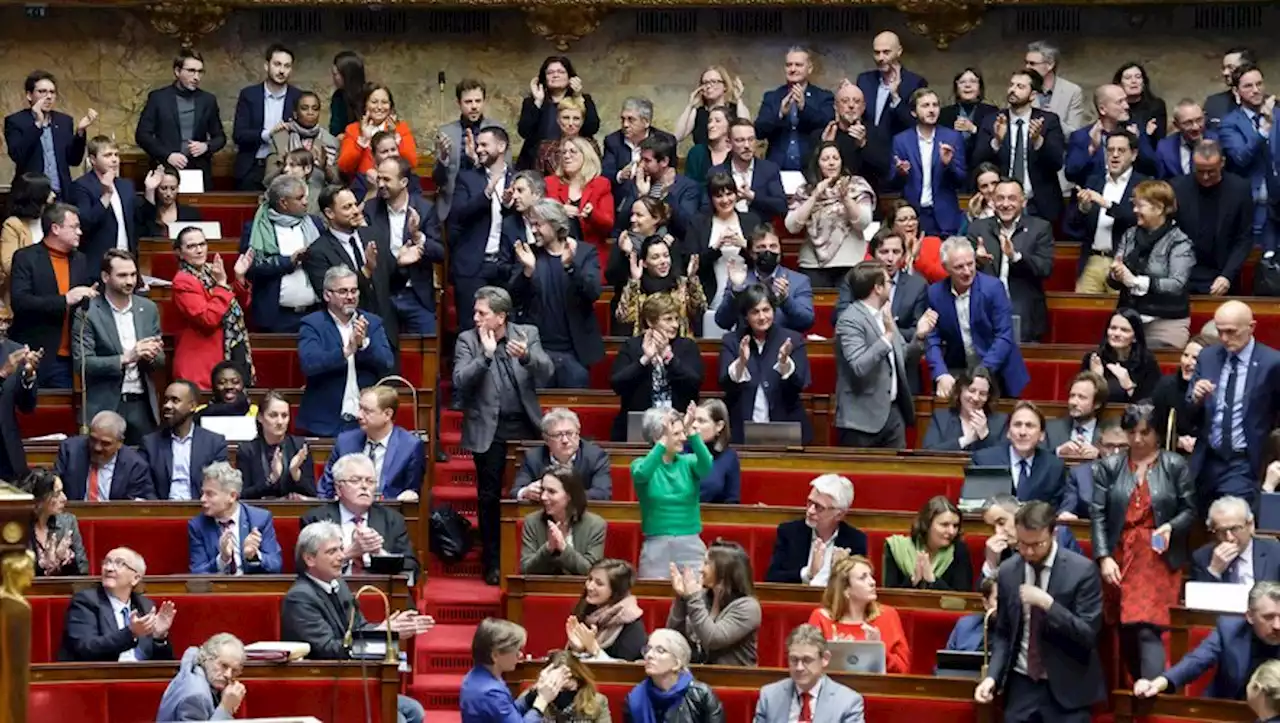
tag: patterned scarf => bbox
[179,260,254,383]
[286,121,322,152]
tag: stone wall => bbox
[0,4,1272,179]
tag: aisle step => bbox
[422,577,500,623]
[415,623,476,673]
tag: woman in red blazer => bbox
[543,137,615,250]
[171,227,254,391]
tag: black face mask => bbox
[753,250,780,275]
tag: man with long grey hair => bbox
[156,632,247,720]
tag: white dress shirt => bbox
[107,594,140,662]
[1008,445,1034,493]
[800,529,839,586]
[996,219,1023,292]
[1007,107,1034,197]
[107,184,129,251]
[330,311,364,418]
[1015,541,1057,676]
[93,454,117,501]
[860,300,897,401]
[329,228,366,272]
[728,336,797,423]
[108,296,144,394]
[277,223,318,308]
[484,168,508,255]
[731,158,755,213]
[340,503,377,571]
[364,428,392,486]
[952,284,974,357]
[168,428,194,501]
[917,131,935,207]
[215,503,243,575]
[1092,168,1133,254]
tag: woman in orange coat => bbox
[806,551,912,674]
[543,137,615,250]
[171,227,253,391]
[336,83,417,179]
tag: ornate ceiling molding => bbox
[144,1,230,48]
[523,6,608,51]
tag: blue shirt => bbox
[39,123,60,192]
[94,454,117,501]
[1212,338,1253,451]
[945,613,986,652]
[875,80,895,125]
[169,429,195,501]
[259,84,288,158]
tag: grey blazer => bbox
[834,300,918,434]
[72,294,165,426]
[1043,416,1101,451]
[667,593,761,667]
[1090,450,1198,570]
[432,117,507,222]
[519,509,607,575]
[452,322,553,453]
[1042,75,1087,136]
[753,676,865,723]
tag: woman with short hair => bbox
[461,618,569,722]
[634,404,712,579]
[544,136,614,249]
[1109,179,1194,348]
[610,294,704,441]
[625,628,725,723]
[1248,660,1280,723]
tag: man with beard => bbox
[245,174,324,333]
[1218,64,1280,254]
[156,633,247,721]
[140,380,228,500]
[765,474,867,585]
[890,88,967,237]
[972,69,1066,225]
[231,43,301,191]
[450,127,516,329]
[1043,371,1107,457]
[967,178,1054,342]
[1065,84,1159,185]
[704,119,786,224]
[433,78,505,222]
[364,155,444,335]
[714,226,813,334]
[135,48,226,189]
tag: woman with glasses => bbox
[171,227,254,391]
[675,66,750,145]
[882,495,973,592]
[627,628,725,723]
[1108,179,1194,349]
[888,199,946,283]
[1091,401,1196,684]
[807,551,912,673]
[520,466,606,576]
[461,618,570,722]
[565,558,647,661]
[21,467,87,577]
[236,390,316,499]
[666,539,760,667]
[634,404,712,579]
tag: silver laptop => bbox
[626,412,648,444]
[743,421,802,446]
[826,641,886,674]
[959,465,1012,512]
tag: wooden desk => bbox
[1111,689,1251,722]
[29,574,409,607]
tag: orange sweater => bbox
[807,604,912,674]
[48,246,71,357]
[337,120,418,177]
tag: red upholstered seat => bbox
[84,519,190,576]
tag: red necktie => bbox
[798,691,813,723]
[87,466,100,502]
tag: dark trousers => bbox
[472,437,509,573]
[919,206,941,237]
[1119,623,1166,683]
[453,275,485,331]
[544,349,590,389]
[118,393,156,447]
[837,405,907,449]
[1002,672,1091,723]
[393,289,437,335]
[39,355,73,389]
[236,160,267,192]
[1199,451,1256,516]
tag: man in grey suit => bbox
[72,249,164,445]
[754,624,865,723]
[453,285,553,585]
[432,78,506,223]
[834,261,935,449]
[1042,370,1107,457]
[155,633,247,721]
[1026,40,1086,135]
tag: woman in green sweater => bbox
[633,403,713,579]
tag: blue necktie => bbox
[784,101,801,170]
[1017,460,1030,494]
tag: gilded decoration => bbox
[145,1,231,48]
[523,6,608,51]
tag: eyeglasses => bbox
[102,556,138,573]
[545,430,579,441]
[806,499,834,514]
[1015,539,1053,551]
[330,287,359,297]
[338,476,377,490]
[787,654,820,666]
[1213,524,1248,537]
[641,645,672,657]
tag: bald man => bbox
[1156,100,1218,179]
[809,80,890,189]
[1186,301,1280,511]
[854,32,927,139]
[754,46,834,172]
[1065,84,1158,185]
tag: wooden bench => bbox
[1111,689,1250,723]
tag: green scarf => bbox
[885,534,954,581]
[248,204,319,257]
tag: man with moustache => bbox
[811,80,890,189]
[755,47,834,172]
[1065,84,1159,185]
[1157,100,1216,179]
[231,43,302,191]
[972,69,1066,225]
[140,380,228,501]
[433,79,506,222]
[4,69,97,197]
[365,156,444,335]
[450,127,517,329]
[855,31,928,139]
[1171,140,1254,296]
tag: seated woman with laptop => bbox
[807,551,912,674]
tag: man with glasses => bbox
[58,546,176,661]
[1192,495,1280,585]
[4,69,97,198]
[765,474,867,585]
[754,624,865,723]
[1059,421,1129,519]
[136,48,226,189]
[511,407,611,501]
[301,453,419,585]
[317,384,424,501]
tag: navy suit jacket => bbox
[924,274,1030,397]
[53,437,154,501]
[231,83,303,182]
[4,109,86,196]
[856,69,928,138]
[1156,131,1218,179]
[317,426,425,500]
[969,443,1069,512]
[1064,125,1158,186]
[1064,460,1093,519]
[921,409,1009,453]
[1187,341,1280,486]
[754,83,835,169]
[1204,90,1239,130]
[1064,171,1145,275]
[765,519,868,583]
[362,195,446,313]
[701,158,788,222]
[187,502,283,574]
[140,427,228,500]
[601,127,677,194]
[244,212,325,332]
[69,172,139,270]
[299,502,420,583]
[57,585,172,662]
[448,166,516,279]
[612,174,701,240]
[296,309,396,437]
[1219,107,1280,202]
[1164,616,1259,699]
[713,266,814,334]
[890,126,968,235]
[719,325,811,444]
[1191,535,1280,584]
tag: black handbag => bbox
[429,505,473,564]
[1254,252,1280,297]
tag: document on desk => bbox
[178,170,205,194]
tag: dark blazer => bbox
[1191,535,1280,584]
[1203,90,1239,130]
[140,426,228,500]
[507,243,604,366]
[300,502,420,581]
[302,229,398,361]
[856,69,927,138]
[601,127,677,193]
[610,335,703,441]
[317,426,424,500]
[187,502,283,574]
[8,242,94,361]
[1163,616,1261,699]
[1065,170,1145,272]
[833,268,929,339]
[882,538,973,592]
[987,546,1106,711]
[1043,417,1102,452]
[362,195,446,315]
[765,519,868,583]
[1187,341,1280,488]
[57,585,173,662]
[966,215,1055,342]
[684,210,762,306]
[54,437,154,501]
[139,200,202,240]
[235,434,318,499]
[244,212,324,332]
[1090,451,1198,570]
[921,409,1009,453]
[1156,131,1219,179]
[69,173,139,271]
[806,122,891,191]
[755,83,835,170]
[1064,464,1093,520]
[135,85,227,186]
[4,108,86,196]
[719,325,811,444]
[510,441,613,501]
[1171,172,1255,293]
[231,83,303,183]
[280,575,375,660]
[1064,125,1159,186]
[890,125,968,236]
[940,102,1001,169]
[296,309,396,437]
[448,166,516,280]
[924,273,1031,397]
[971,108,1067,223]
[701,158,788,222]
[514,93,601,171]
[0,337,37,482]
[970,443,1069,512]
[713,266,815,335]
[613,174,702,240]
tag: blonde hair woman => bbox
[806,551,912,673]
[537,95,602,177]
[1248,659,1280,723]
[545,137,614,248]
[676,65,751,144]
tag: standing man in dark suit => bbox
[432,79,506,224]
[140,380,229,501]
[756,47,835,172]
[4,70,96,198]
[967,179,1054,343]
[1192,495,1280,585]
[231,43,301,191]
[453,286,553,584]
[765,475,868,585]
[970,402,1069,512]
[812,81,890,191]
[135,49,226,189]
[855,32,927,140]
[1205,47,1255,129]
[69,135,139,271]
[974,501,1105,722]
[0,338,38,483]
[72,249,163,443]
[511,408,613,501]
[449,127,516,330]
[1065,130,1144,294]
[971,69,1066,225]
[366,156,445,335]
[703,119,787,223]
[890,89,967,237]
[54,411,154,501]
[57,546,176,662]
[611,134,702,240]
[1065,85,1159,186]
[316,385,424,501]
[296,265,396,437]
[9,202,96,388]
[1171,141,1254,296]
[980,496,1084,580]
[601,97,677,194]
[1218,64,1280,255]
[188,461,283,575]
[1156,100,1215,179]
[719,284,811,444]
[1187,300,1280,510]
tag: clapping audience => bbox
[921,366,1009,452]
[766,475,868,585]
[784,140,877,288]
[610,294,704,441]
[236,390,316,499]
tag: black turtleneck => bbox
[460,116,484,138]
[1194,181,1222,255]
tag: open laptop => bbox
[959,466,1012,512]
[743,421,802,446]
[826,641,886,674]
[935,650,986,679]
